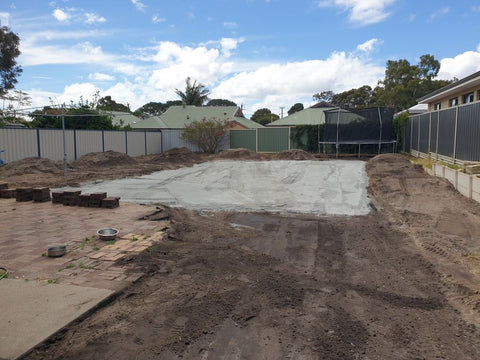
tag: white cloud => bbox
[438,47,480,80]
[88,73,115,81]
[0,12,10,26]
[131,0,146,12]
[84,12,106,24]
[220,37,242,58]
[223,21,238,29]
[357,38,383,53]
[53,8,70,22]
[428,6,449,22]
[318,0,396,26]
[152,15,165,24]
[211,51,384,115]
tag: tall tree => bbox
[174,77,210,106]
[0,26,22,95]
[134,100,183,117]
[206,99,237,107]
[288,103,304,115]
[96,96,130,112]
[312,90,334,103]
[251,108,279,125]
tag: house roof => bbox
[132,105,263,129]
[417,70,480,104]
[267,107,336,126]
[131,116,168,129]
[104,111,142,127]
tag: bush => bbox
[181,117,228,154]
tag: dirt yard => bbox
[3,150,480,359]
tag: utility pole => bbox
[280,106,284,119]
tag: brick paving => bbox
[0,198,168,291]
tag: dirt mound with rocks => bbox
[367,153,422,177]
[274,149,317,160]
[148,147,201,163]
[0,157,65,177]
[72,151,137,168]
[216,148,262,160]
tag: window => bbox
[463,92,474,104]
[449,97,458,107]
[434,103,441,110]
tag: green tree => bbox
[0,26,22,95]
[134,100,182,117]
[96,96,130,112]
[180,117,228,153]
[287,103,304,115]
[331,85,377,109]
[0,90,31,127]
[207,99,237,107]
[312,90,334,103]
[30,105,115,130]
[174,77,210,106]
[251,108,279,125]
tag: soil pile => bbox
[0,157,64,177]
[367,153,423,177]
[274,149,317,160]
[216,148,262,160]
[72,151,136,168]
[148,147,201,163]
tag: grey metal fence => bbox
[0,128,162,163]
[407,102,480,163]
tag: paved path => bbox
[0,199,167,359]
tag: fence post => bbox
[125,131,128,155]
[417,116,421,157]
[453,106,459,164]
[144,131,148,155]
[255,129,259,153]
[102,130,105,152]
[435,111,440,161]
[428,112,432,158]
[36,128,41,158]
[410,116,413,154]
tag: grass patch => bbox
[47,278,59,284]
[106,240,116,245]
[78,262,93,270]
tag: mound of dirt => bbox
[216,148,261,160]
[274,149,317,160]
[367,154,421,177]
[0,157,65,177]
[72,150,137,168]
[148,147,201,163]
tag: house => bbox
[394,103,428,118]
[417,70,480,112]
[131,105,263,130]
[267,102,336,127]
[104,111,143,128]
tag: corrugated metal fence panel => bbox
[419,113,430,153]
[430,111,439,154]
[437,107,456,158]
[230,130,256,151]
[411,116,419,151]
[103,131,126,153]
[127,131,146,156]
[38,129,75,162]
[404,118,412,153]
[146,132,162,154]
[258,128,290,152]
[76,130,103,159]
[0,128,38,163]
[161,129,200,152]
[456,102,480,162]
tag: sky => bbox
[1,0,480,118]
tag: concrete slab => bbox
[59,160,371,216]
[0,279,113,360]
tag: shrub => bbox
[181,117,228,154]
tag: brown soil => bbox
[9,153,480,359]
[72,150,137,168]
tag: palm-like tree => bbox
[174,77,210,106]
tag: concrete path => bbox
[60,160,371,216]
[0,279,112,360]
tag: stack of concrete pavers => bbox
[89,192,107,208]
[32,187,51,202]
[62,190,81,206]
[51,191,64,204]
[15,187,34,202]
[0,182,15,198]
[78,193,91,207]
[101,197,120,208]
